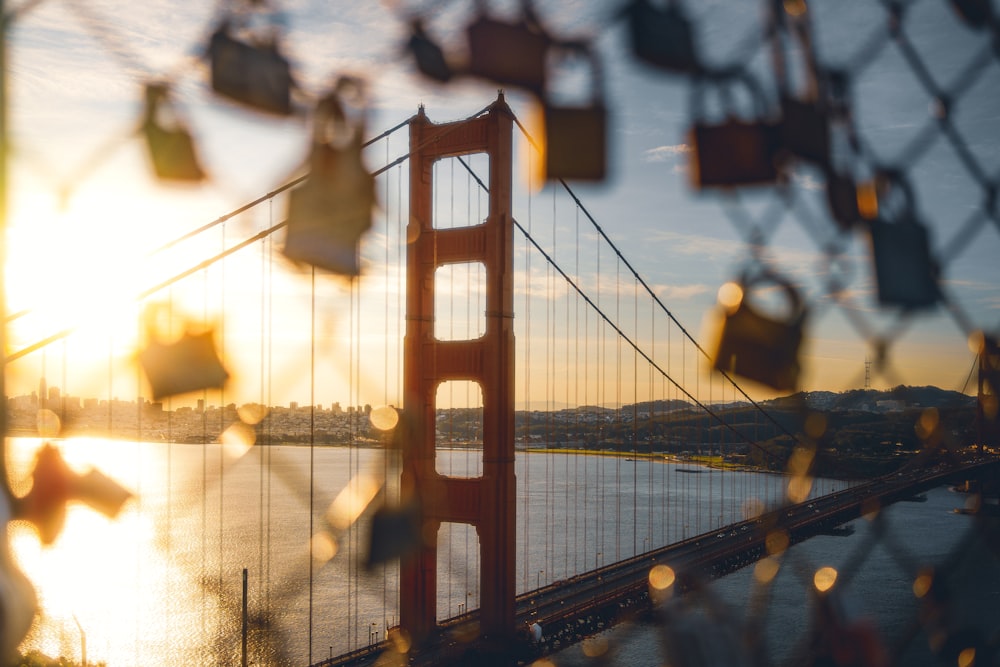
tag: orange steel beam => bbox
[400,94,516,645]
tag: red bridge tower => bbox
[400,94,517,644]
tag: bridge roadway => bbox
[318,457,999,667]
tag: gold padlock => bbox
[283,77,377,277]
[138,329,229,401]
[541,42,607,182]
[688,74,779,188]
[711,273,806,391]
[465,1,549,94]
[141,83,205,182]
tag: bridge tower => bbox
[400,94,516,644]
[977,336,1000,453]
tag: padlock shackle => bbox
[473,0,547,33]
[690,68,771,123]
[314,76,368,149]
[735,268,806,324]
[545,39,605,106]
[871,168,920,224]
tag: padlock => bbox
[778,95,830,166]
[951,0,993,27]
[824,169,860,231]
[367,500,422,567]
[465,1,549,94]
[16,444,132,545]
[620,0,699,74]
[141,83,205,182]
[541,43,607,181]
[208,23,292,115]
[284,77,376,277]
[406,18,453,83]
[864,173,941,310]
[138,329,230,401]
[712,273,806,391]
[687,75,779,188]
[0,491,37,664]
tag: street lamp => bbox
[72,615,86,667]
[537,569,544,588]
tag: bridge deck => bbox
[317,459,998,667]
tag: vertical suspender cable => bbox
[218,222,226,646]
[307,266,315,664]
[522,149,531,591]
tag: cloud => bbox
[653,283,710,301]
[644,144,691,162]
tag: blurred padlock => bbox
[825,169,861,231]
[367,500,422,567]
[406,18,453,83]
[951,0,993,27]
[688,75,778,188]
[466,0,549,94]
[208,23,292,115]
[139,329,230,401]
[0,492,37,664]
[542,42,607,181]
[141,83,205,182]
[284,77,376,277]
[811,589,890,667]
[712,273,806,391]
[778,95,830,166]
[865,173,941,310]
[620,0,699,74]
[16,444,133,545]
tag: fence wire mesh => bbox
[3,0,1000,666]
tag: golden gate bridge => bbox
[4,91,998,666]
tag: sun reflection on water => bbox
[8,437,210,666]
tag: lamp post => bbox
[537,569,544,588]
[72,615,86,667]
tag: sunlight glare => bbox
[327,473,381,529]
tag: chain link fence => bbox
[4,0,1000,665]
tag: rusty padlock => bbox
[141,83,205,182]
[688,74,779,188]
[712,272,806,391]
[465,0,549,94]
[138,329,230,401]
[284,77,376,277]
[865,172,941,310]
[406,18,453,83]
[620,0,699,74]
[541,42,607,182]
[208,22,292,115]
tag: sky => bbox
[3,0,1000,409]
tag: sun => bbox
[5,191,151,351]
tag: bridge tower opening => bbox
[400,94,516,645]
